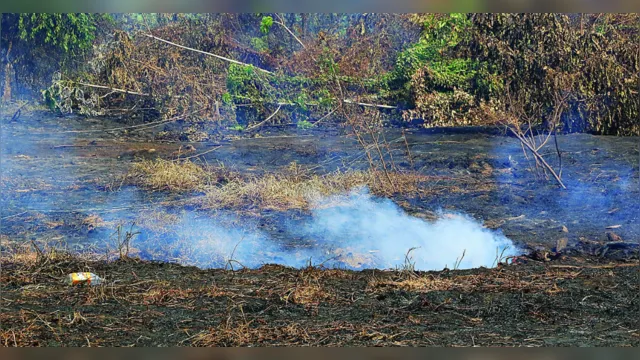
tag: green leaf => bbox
[260,16,273,34]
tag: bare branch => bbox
[273,14,306,49]
[312,107,337,127]
[143,34,273,74]
[508,127,567,189]
[342,99,397,109]
[245,104,283,131]
[76,82,149,96]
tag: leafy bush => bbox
[1,13,111,99]
[296,119,313,129]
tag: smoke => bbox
[129,187,521,271]
[298,188,520,270]
[487,132,640,246]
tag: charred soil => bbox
[1,254,638,347]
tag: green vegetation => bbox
[228,124,245,131]
[1,13,112,100]
[296,119,313,130]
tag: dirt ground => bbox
[1,110,639,346]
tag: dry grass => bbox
[128,158,429,211]
[280,270,337,306]
[202,168,427,211]
[1,240,77,270]
[366,268,586,295]
[129,159,211,192]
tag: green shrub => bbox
[297,119,313,130]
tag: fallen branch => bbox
[143,34,273,74]
[76,82,149,96]
[342,99,397,109]
[245,104,282,131]
[232,95,397,109]
[312,107,337,127]
[172,146,221,162]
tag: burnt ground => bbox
[1,110,639,346]
[1,255,638,346]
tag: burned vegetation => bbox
[1,13,639,347]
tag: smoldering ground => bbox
[106,187,521,271]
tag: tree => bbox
[1,13,111,101]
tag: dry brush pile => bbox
[42,14,416,130]
[44,17,239,124]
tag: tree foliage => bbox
[1,13,111,99]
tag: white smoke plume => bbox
[138,187,521,271]
[297,188,521,270]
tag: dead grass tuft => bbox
[127,158,428,210]
[283,282,332,306]
[129,159,210,192]
[191,320,312,347]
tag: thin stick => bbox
[226,236,247,271]
[245,104,282,131]
[312,107,337,127]
[342,99,397,109]
[554,130,563,178]
[172,146,221,162]
[232,95,396,109]
[143,34,273,74]
[75,82,148,96]
[366,125,396,191]
[402,129,414,169]
[274,14,306,49]
[379,124,398,172]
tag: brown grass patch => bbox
[282,282,333,306]
[1,239,638,347]
[129,159,210,192]
[191,321,312,347]
[127,159,484,212]
[201,168,427,211]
